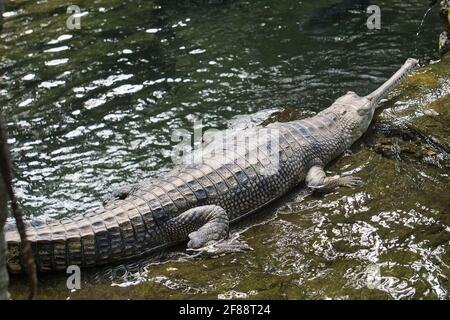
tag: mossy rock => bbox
[381,54,450,142]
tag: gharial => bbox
[5,58,419,273]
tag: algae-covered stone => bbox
[373,54,450,167]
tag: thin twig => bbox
[0,118,37,300]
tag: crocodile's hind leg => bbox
[306,165,362,193]
[169,205,229,249]
[164,205,250,255]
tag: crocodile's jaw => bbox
[365,58,419,108]
[322,58,419,147]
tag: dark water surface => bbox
[1,0,448,299]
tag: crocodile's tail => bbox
[365,58,419,106]
[5,201,159,273]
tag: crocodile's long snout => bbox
[365,58,419,107]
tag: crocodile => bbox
[5,58,418,273]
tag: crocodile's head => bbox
[322,58,419,144]
[322,91,374,144]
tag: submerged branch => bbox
[0,119,38,300]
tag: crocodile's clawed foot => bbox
[187,235,252,258]
[307,166,363,194]
[339,175,363,188]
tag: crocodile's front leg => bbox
[306,165,362,193]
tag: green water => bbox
[1,0,449,299]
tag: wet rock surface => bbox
[370,56,450,169]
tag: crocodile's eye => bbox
[358,108,367,116]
